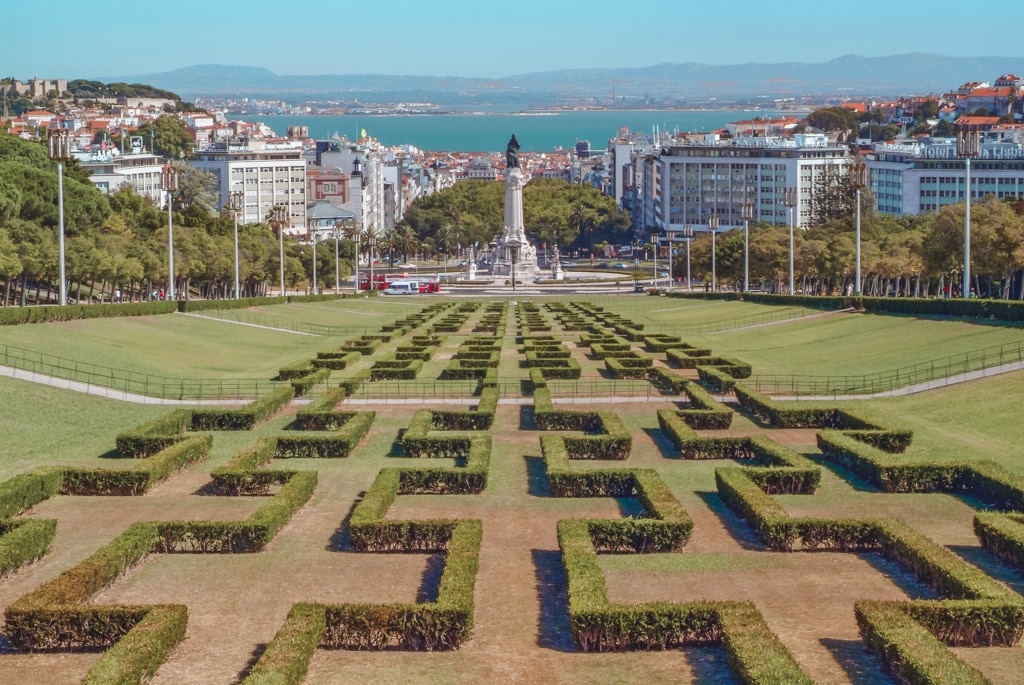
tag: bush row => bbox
[370,359,423,381]
[320,520,481,650]
[817,431,1024,509]
[0,301,178,326]
[157,471,317,553]
[557,520,811,682]
[190,386,295,431]
[975,512,1024,576]
[734,384,913,452]
[62,434,212,496]
[276,412,375,459]
[534,389,632,459]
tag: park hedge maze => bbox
[5,298,1024,684]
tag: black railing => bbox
[751,340,1024,397]
[0,344,282,401]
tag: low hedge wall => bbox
[276,412,375,459]
[278,359,313,380]
[156,470,317,553]
[0,519,57,579]
[605,357,652,380]
[62,434,212,496]
[734,384,913,452]
[975,512,1024,576]
[311,350,362,370]
[190,386,295,431]
[557,520,811,681]
[115,410,192,458]
[0,301,178,326]
[855,600,993,685]
[817,431,1024,509]
[370,359,423,381]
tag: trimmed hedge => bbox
[276,412,375,459]
[62,434,212,496]
[975,512,1024,574]
[534,389,632,460]
[817,431,1024,509]
[0,301,178,326]
[558,520,811,682]
[190,386,295,431]
[115,410,192,458]
[735,384,913,452]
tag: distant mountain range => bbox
[100,54,1024,105]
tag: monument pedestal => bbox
[492,166,537,280]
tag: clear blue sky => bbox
[4,0,1022,80]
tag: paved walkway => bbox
[767,358,1024,401]
[0,365,248,405]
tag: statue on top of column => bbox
[506,134,520,169]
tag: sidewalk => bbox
[0,365,248,405]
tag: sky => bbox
[4,0,1023,81]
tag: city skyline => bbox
[4,0,1023,82]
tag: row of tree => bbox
[677,195,1024,299]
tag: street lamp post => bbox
[354,229,361,294]
[333,225,341,294]
[708,215,720,292]
[310,230,318,296]
[229,190,243,299]
[48,130,71,306]
[741,202,755,292]
[273,205,288,297]
[652,230,658,288]
[162,164,178,300]
[507,238,522,292]
[958,126,979,298]
[784,187,797,295]
[682,225,694,292]
[850,164,867,296]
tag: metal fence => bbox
[0,344,282,401]
[750,340,1024,397]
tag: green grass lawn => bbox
[600,298,811,329]
[0,376,170,480]
[686,311,1024,378]
[0,314,341,380]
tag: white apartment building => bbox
[190,139,307,234]
[642,133,850,235]
[866,133,1024,216]
[314,137,399,241]
[81,152,165,203]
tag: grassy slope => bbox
[688,312,1024,377]
[0,376,169,479]
[0,314,336,380]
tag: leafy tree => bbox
[150,114,194,159]
[806,107,861,137]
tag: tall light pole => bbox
[958,125,979,298]
[784,187,797,295]
[273,205,288,297]
[683,224,694,292]
[229,190,243,299]
[333,225,341,294]
[741,202,754,293]
[353,228,361,294]
[162,164,178,301]
[850,163,868,296]
[652,230,659,288]
[309,221,318,295]
[48,129,71,306]
[708,214,720,292]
